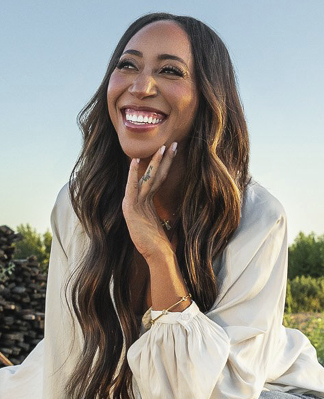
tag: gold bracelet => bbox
[150,293,192,325]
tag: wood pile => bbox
[0,225,47,367]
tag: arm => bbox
[121,144,244,398]
[122,144,192,314]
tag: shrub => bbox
[285,276,324,313]
[14,224,52,274]
[288,232,324,279]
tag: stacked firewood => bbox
[0,225,47,367]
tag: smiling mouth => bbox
[121,108,167,127]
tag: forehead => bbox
[124,21,193,66]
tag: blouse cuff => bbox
[150,300,201,327]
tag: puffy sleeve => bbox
[0,183,86,399]
[41,183,86,398]
[127,183,323,399]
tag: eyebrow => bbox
[121,49,188,67]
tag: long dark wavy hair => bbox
[65,12,250,399]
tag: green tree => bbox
[288,232,324,279]
[14,224,52,273]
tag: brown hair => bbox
[66,12,250,399]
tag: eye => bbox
[116,59,137,71]
[160,65,185,77]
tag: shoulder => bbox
[51,182,75,224]
[226,179,287,264]
[50,182,81,254]
[241,179,286,229]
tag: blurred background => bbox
[1,0,323,243]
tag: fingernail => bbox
[160,145,166,155]
[136,158,140,163]
[171,142,178,152]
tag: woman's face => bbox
[107,21,198,159]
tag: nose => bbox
[128,71,158,99]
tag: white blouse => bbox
[0,180,323,399]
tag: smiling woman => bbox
[0,12,324,399]
[107,20,198,161]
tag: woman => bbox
[0,12,323,399]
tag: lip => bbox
[120,105,168,132]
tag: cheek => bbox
[107,73,126,113]
[175,87,198,120]
[171,86,198,137]
[169,82,197,112]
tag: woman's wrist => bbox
[146,248,191,312]
[144,244,175,270]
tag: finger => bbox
[123,158,140,210]
[138,145,166,199]
[149,142,178,193]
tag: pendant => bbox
[161,220,172,230]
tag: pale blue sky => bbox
[1,0,323,244]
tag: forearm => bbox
[146,248,192,312]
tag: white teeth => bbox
[125,112,164,124]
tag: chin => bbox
[122,149,155,161]
[119,142,160,160]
